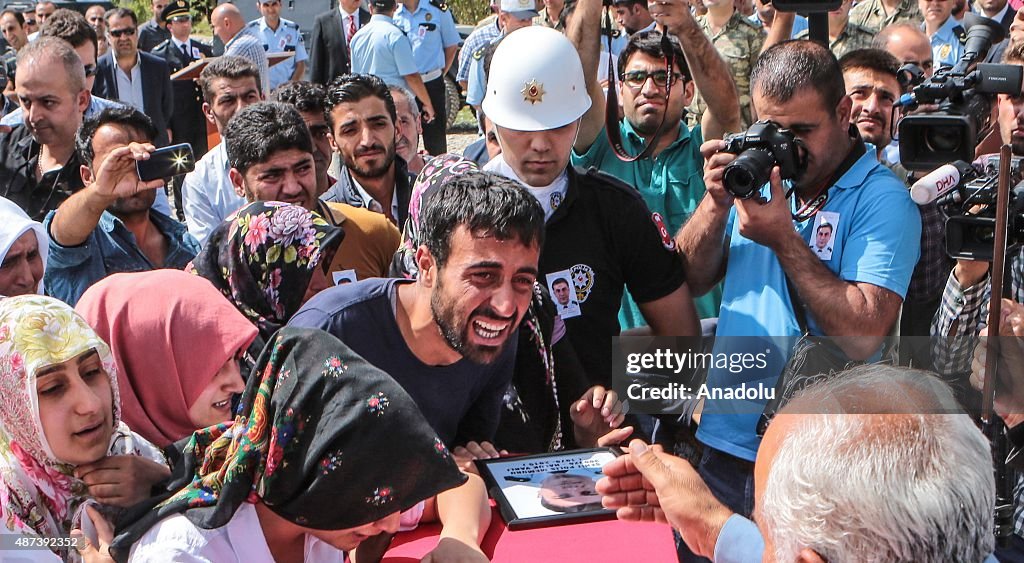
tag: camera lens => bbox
[723,148,775,199]
[924,126,962,154]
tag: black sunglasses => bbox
[23,19,35,26]
[109,27,136,38]
[83,63,96,77]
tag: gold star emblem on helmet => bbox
[521,79,545,105]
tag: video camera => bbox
[721,120,806,199]
[897,14,1023,171]
[911,156,1024,261]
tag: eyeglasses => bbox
[169,15,191,23]
[621,69,684,89]
[23,19,35,26]
[109,27,136,38]
[83,63,96,77]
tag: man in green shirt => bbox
[569,0,740,326]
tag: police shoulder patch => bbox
[429,0,449,11]
[473,47,485,59]
[651,212,677,251]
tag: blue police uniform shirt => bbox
[747,12,808,38]
[351,14,419,89]
[250,17,308,91]
[928,16,964,69]
[393,0,460,74]
[695,147,922,462]
[465,42,489,106]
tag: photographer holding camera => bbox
[674,39,921,561]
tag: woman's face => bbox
[0,231,43,297]
[305,511,402,551]
[188,354,245,429]
[36,349,114,465]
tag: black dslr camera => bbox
[721,121,806,199]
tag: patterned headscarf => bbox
[191,202,344,340]
[111,328,466,560]
[0,296,121,547]
[391,154,479,278]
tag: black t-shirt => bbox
[290,277,517,447]
[541,167,686,387]
[0,125,85,221]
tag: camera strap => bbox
[789,133,865,223]
[603,12,673,162]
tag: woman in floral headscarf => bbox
[0,296,169,562]
[112,328,472,563]
[190,202,344,340]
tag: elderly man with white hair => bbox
[598,364,999,563]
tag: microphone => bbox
[910,161,975,205]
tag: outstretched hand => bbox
[90,142,164,202]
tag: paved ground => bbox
[444,131,477,155]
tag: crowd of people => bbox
[0,0,1022,561]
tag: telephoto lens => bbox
[723,149,775,199]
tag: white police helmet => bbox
[481,26,592,132]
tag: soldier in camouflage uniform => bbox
[794,0,874,59]
[534,0,566,31]
[688,3,763,128]
[849,0,923,34]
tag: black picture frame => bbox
[474,447,622,530]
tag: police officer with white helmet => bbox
[482,25,700,388]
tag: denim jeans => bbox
[674,446,756,563]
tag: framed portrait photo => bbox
[475,448,621,530]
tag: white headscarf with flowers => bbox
[0,295,160,554]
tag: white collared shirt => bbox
[975,2,1010,23]
[351,173,399,220]
[340,8,361,42]
[113,54,145,111]
[484,153,568,221]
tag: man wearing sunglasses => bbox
[93,8,173,149]
[138,0,170,52]
[249,0,308,92]
[569,0,738,326]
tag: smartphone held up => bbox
[136,143,196,182]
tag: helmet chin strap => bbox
[603,11,673,162]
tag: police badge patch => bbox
[570,264,595,303]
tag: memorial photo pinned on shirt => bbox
[546,270,581,320]
[810,211,839,261]
[332,269,357,285]
[475,448,620,529]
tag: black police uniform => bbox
[540,166,687,387]
[152,37,212,158]
[138,19,171,53]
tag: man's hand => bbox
[452,441,508,474]
[421,537,489,563]
[75,455,171,508]
[971,298,1024,419]
[734,167,796,250]
[647,0,696,38]
[571,386,626,445]
[597,440,732,558]
[700,139,737,210]
[422,104,436,125]
[91,142,165,203]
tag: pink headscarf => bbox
[75,270,258,447]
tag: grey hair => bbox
[388,85,419,118]
[760,365,995,563]
[16,36,85,92]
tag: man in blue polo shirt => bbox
[921,0,963,68]
[675,40,920,562]
[249,0,308,91]
[569,0,740,325]
[393,0,460,154]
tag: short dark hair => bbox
[272,81,327,115]
[552,277,569,288]
[224,102,313,175]
[838,48,901,79]
[618,30,690,82]
[420,171,545,268]
[199,56,262,103]
[817,223,833,232]
[751,40,846,113]
[105,7,137,26]
[76,106,158,168]
[40,9,97,52]
[324,74,397,128]
[612,0,646,8]
[0,10,24,25]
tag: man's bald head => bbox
[874,22,934,77]
[210,3,244,43]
